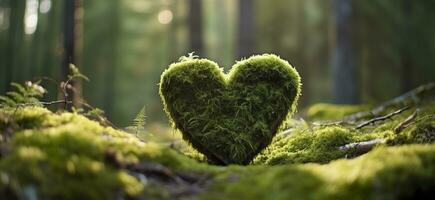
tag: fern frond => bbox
[6,91,24,102]
[127,106,147,136]
[0,96,15,106]
[0,81,46,107]
[11,82,27,94]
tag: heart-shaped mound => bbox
[159,54,301,165]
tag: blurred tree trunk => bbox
[237,0,254,59]
[205,0,235,69]
[63,0,76,108]
[188,0,203,56]
[103,0,119,117]
[332,0,359,104]
[5,0,25,90]
[400,0,413,93]
[169,0,179,61]
[295,0,309,106]
[0,1,8,94]
[42,0,63,101]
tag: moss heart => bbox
[159,54,301,165]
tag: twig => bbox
[394,109,418,134]
[41,100,73,106]
[355,106,409,129]
[311,120,356,128]
[345,82,435,121]
[61,78,72,110]
[338,138,384,152]
[32,76,61,88]
[13,100,73,109]
[36,73,86,110]
[312,121,343,126]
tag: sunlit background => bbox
[0,0,434,128]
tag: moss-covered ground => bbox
[0,101,434,199]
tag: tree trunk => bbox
[4,0,25,91]
[332,0,359,104]
[237,0,254,59]
[41,0,63,101]
[188,0,203,56]
[62,0,76,109]
[103,0,120,118]
[400,0,413,93]
[295,0,309,106]
[168,0,179,61]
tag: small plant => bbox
[126,106,147,136]
[59,64,89,108]
[68,63,90,82]
[0,81,46,107]
[0,64,116,129]
[178,52,199,62]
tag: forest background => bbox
[0,0,434,128]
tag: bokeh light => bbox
[158,9,173,24]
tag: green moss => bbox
[254,126,389,165]
[387,116,435,145]
[0,106,51,131]
[202,144,435,200]
[256,103,435,165]
[1,105,435,199]
[0,107,205,200]
[306,103,370,120]
[159,54,301,165]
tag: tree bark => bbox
[332,0,359,104]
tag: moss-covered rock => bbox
[159,54,301,165]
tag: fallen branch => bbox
[12,100,73,108]
[311,120,355,128]
[394,109,418,134]
[355,106,409,129]
[345,82,435,121]
[41,100,73,106]
[338,138,384,152]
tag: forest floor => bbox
[0,83,434,200]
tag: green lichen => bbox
[306,103,370,120]
[159,54,301,165]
